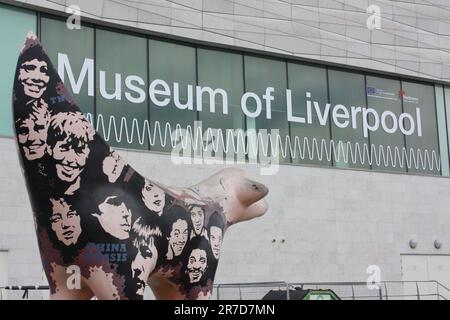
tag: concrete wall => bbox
[0,138,46,299]
[5,0,450,82]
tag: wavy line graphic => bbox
[85,113,441,172]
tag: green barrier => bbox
[303,289,340,300]
[262,288,340,300]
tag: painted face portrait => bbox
[17,106,50,161]
[190,206,205,236]
[18,58,49,99]
[102,150,125,183]
[47,112,95,184]
[132,237,158,296]
[209,226,222,260]
[49,198,81,246]
[168,218,189,258]
[94,196,132,240]
[52,139,88,183]
[187,248,207,284]
[142,181,165,214]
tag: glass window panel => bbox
[0,4,36,136]
[244,56,290,164]
[435,85,449,176]
[96,29,148,150]
[445,87,450,171]
[197,48,244,161]
[401,81,439,175]
[328,69,369,169]
[148,39,197,153]
[366,76,406,173]
[288,63,331,166]
[40,16,94,116]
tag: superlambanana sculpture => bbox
[12,32,269,300]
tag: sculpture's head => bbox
[193,167,269,225]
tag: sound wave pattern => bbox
[85,113,441,172]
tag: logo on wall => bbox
[367,86,398,101]
[399,90,419,104]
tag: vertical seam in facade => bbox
[434,84,444,176]
[364,74,373,171]
[443,85,450,176]
[242,54,248,163]
[93,26,97,130]
[286,59,293,164]
[326,67,335,167]
[147,36,151,151]
[399,80,409,174]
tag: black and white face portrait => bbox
[102,149,125,183]
[93,196,132,240]
[187,248,207,284]
[17,105,50,161]
[207,212,225,260]
[141,181,165,215]
[132,237,157,296]
[190,206,205,236]
[131,217,161,297]
[46,112,95,195]
[18,58,49,99]
[209,226,222,260]
[49,197,81,246]
[168,218,189,258]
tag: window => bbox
[40,17,94,116]
[366,75,405,172]
[288,63,331,166]
[446,86,450,167]
[197,48,244,161]
[445,86,450,162]
[328,69,369,169]
[244,56,290,164]
[148,40,197,153]
[96,29,148,149]
[0,4,36,136]
[401,81,439,175]
[435,85,449,176]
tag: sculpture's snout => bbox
[235,177,269,207]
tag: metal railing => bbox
[215,280,450,300]
[0,285,50,300]
[2,280,450,300]
[215,282,291,300]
